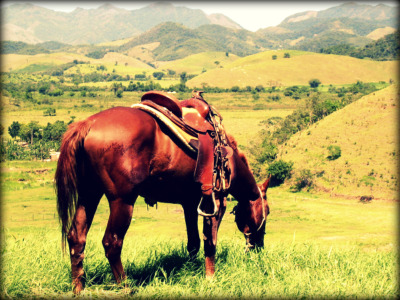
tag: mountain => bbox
[118,22,272,61]
[1,2,397,59]
[1,2,242,45]
[257,2,397,51]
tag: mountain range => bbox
[1,2,241,44]
[1,2,398,60]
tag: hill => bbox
[278,85,398,200]
[118,22,271,61]
[186,50,398,88]
[1,52,90,73]
[320,31,400,61]
[1,2,241,45]
[158,51,239,75]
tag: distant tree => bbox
[8,121,21,139]
[42,121,67,142]
[309,79,321,88]
[214,61,220,66]
[255,85,265,92]
[111,82,121,95]
[43,108,56,116]
[225,52,229,57]
[284,52,291,58]
[19,121,41,144]
[272,55,277,60]
[116,88,123,98]
[231,86,240,92]
[180,72,188,84]
[152,71,165,80]
[134,74,146,80]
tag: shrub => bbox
[291,169,314,192]
[116,89,123,98]
[327,145,341,160]
[255,141,278,164]
[309,79,321,88]
[43,108,56,116]
[231,86,240,92]
[267,160,293,186]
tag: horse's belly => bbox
[139,174,200,205]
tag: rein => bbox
[257,187,266,232]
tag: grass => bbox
[158,51,239,75]
[187,50,398,88]
[0,161,398,298]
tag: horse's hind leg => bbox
[67,191,103,293]
[102,196,135,283]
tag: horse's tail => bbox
[55,119,93,252]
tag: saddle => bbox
[135,90,234,216]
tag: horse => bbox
[55,105,270,293]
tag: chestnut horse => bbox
[55,106,270,293]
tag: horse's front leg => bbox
[182,202,200,259]
[202,196,227,278]
[102,197,134,283]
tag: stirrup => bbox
[197,192,218,217]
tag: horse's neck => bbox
[230,154,260,202]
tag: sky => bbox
[2,1,398,31]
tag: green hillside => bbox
[320,31,400,61]
[187,50,398,88]
[278,85,398,200]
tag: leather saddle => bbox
[141,91,213,134]
[138,90,233,217]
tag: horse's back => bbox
[85,106,156,146]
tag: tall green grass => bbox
[1,231,397,298]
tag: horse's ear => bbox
[262,175,272,191]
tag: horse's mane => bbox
[227,133,250,169]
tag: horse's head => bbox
[233,176,270,250]
[226,134,270,250]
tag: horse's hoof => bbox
[73,281,84,294]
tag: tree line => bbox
[1,120,68,161]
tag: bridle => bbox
[232,186,266,236]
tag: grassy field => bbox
[187,50,398,88]
[0,160,398,298]
[1,90,296,148]
[158,51,239,75]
